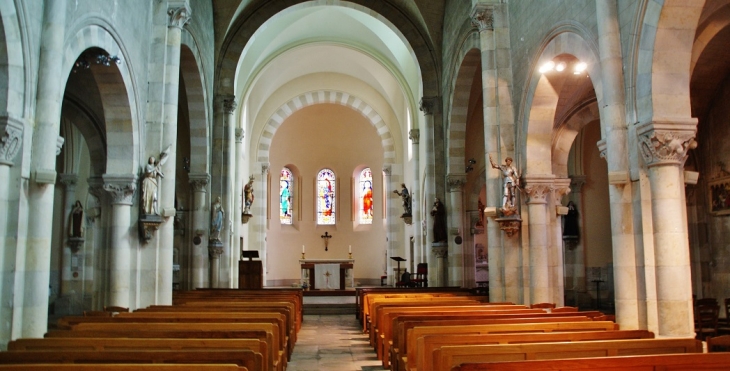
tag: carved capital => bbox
[87,176,105,201]
[0,115,24,167]
[208,245,224,258]
[382,165,391,176]
[409,129,420,144]
[188,173,210,193]
[216,95,237,115]
[261,163,269,175]
[570,175,587,193]
[523,176,554,204]
[59,173,78,188]
[419,97,438,116]
[235,128,244,143]
[447,173,467,192]
[432,244,448,258]
[552,178,572,204]
[597,139,607,161]
[636,121,697,167]
[56,136,65,156]
[167,4,192,29]
[471,4,495,31]
[102,174,137,205]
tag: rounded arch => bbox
[521,27,601,175]
[179,38,210,174]
[635,0,704,123]
[216,0,439,97]
[551,99,599,177]
[61,23,140,174]
[60,96,107,175]
[0,0,25,117]
[256,90,396,166]
[446,32,481,175]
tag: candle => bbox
[349,245,352,253]
[302,245,305,253]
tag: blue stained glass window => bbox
[280,167,293,224]
[359,168,373,224]
[317,168,336,225]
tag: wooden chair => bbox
[529,302,555,309]
[411,263,428,288]
[707,335,730,352]
[695,303,719,340]
[718,298,730,335]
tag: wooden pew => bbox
[454,352,730,371]
[363,293,485,328]
[434,338,702,371]
[356,287,472,319]
[413,330,655,371]
[11,337,272,371]
[366,297,491,332]
[0,350,262,371]
[0,365,246,371]
[176,288,302,326]
[400,321,618,371]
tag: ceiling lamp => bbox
[555,62,566,72]
[573,62,587,74]
[538,61,555,74]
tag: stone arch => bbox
[447,33,481,175]
[216,0,438,97]
[0,0,25,117]
[635,0,704,123]
[61,24,140,175]
[551,98,599,177]
[256,90,395,166]
[521,27,601,175]
[179,39,210,174]
[60,96,106,175]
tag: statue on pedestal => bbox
[489,154,520,213]
[393,183,412,216]
[68,200,84,238]
[141,146,170,216]
[243,176,254,215]
[211,196,224,241]
[430,197,447,243]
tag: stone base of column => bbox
[432,242,448,287]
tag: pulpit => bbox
[300,259,354,290]
[239,251,263,289]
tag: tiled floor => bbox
[288,315,387,371]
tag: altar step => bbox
[303,294,356,315]
[304,303,356,315]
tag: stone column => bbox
[86,179,106,309]
[409,129,422,264]
[551,179,571,306]
[58,173,78,298]
[102,175,137,309]
[232,128,244,287]
[568,176,587,301]
[188,173,209,289]
[447,174,466,287]
[433,244,448,287]
[211,95,236,286]
[524,176,553,305]
[637,121,696,337]
[383,165,395,285]
[209,244,223,288]
[420,98,438,287]
[21,0,67,338]
[596,0,641,330]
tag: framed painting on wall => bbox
[708,175,730,216]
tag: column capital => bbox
[188,172,210,192]
[59,173,78,187]
[570,175,587,192]
[261,163,269,175]
[409,129,420,144]
[87,176,105,200]
[382,165,391,176]
[56,136,64,156]
[102,174,137,205]
[636,120,697,167]
[523,175,555,204]
[235,128,244,143]
[419,97,438,116]
[0,115,24,167]
[471,4,495,31]
[597,138,607,161]
[447,173,467,192]
[216,95,237,114]
[208,245,224,258]
[167,3,192,29]
[552,177,572,203]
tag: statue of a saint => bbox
[211,196,224,241]
[489,154,520,211]
[430,197,447,243]
[243,176,254,214]
[393,183,412,216]
[141,146,170,216]
[68,200,84,238]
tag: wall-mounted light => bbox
[573,62,587,74]
[539,59,587,75]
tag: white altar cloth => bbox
[314,263,340,290]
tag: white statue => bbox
[489,154,520,211]
[141,145,170,216]
[211,196,224,241]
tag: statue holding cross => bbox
[321,231,332,251]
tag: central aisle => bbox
[288,314,387,371]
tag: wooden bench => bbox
[412,330,655,371]
[435,338,702,371]
[453,352,730,371]
[363,293,483,327]
[400,321,618,371]
[11,337,272,371]
[367,297,490,332]
[356,287,472,319]
[0,350,262,371]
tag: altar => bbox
[300,259,355,290]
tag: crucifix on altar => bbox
[321,231,332,251]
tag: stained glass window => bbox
[317,168,336,225]
[280,167,293,225]
[359,168,373,224]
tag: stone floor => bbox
[288,314,387,371]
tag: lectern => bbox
[239,251,262,289]
[390,256,406,284]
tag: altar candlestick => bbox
[302,245,305,253]
[349,245,352,253]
